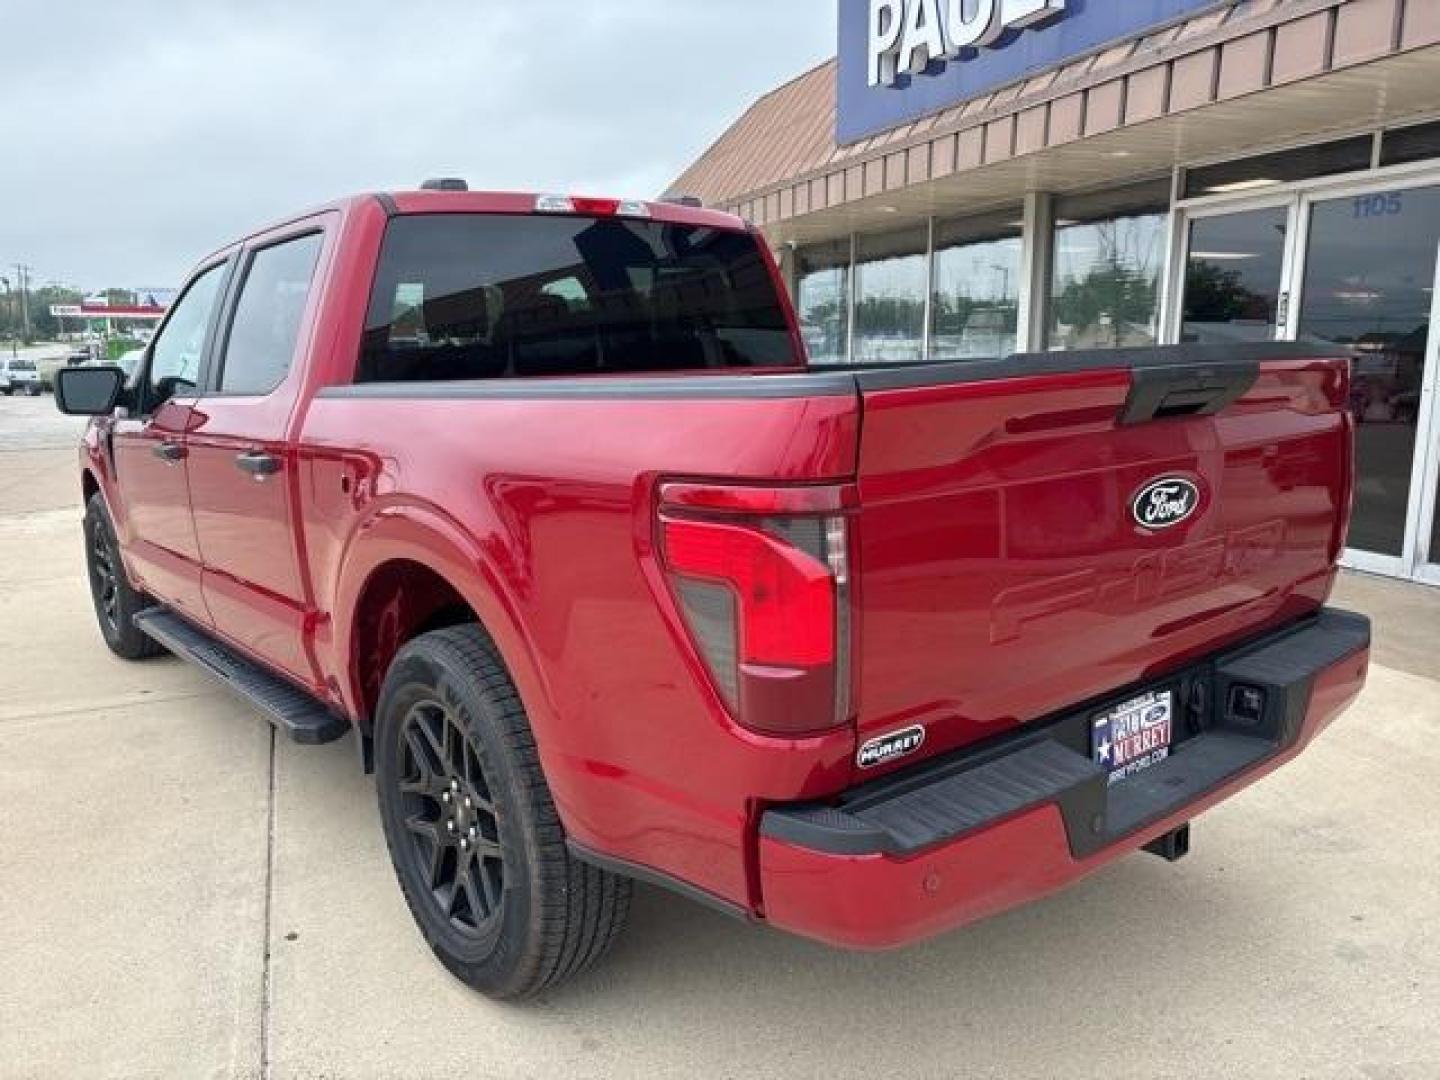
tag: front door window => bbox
[1296,186,1440,558]
[146,262,226,408]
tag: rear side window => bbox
[218,233,323,395]
[359,214,797,382]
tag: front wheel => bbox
[375,624,632,999]
[84,494,164,660]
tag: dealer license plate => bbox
[1092,690,1173,786]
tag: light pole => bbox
[0,277,14,359]
[15,264,32,344]
[993,263,1012,354]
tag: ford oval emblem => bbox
[1131,477,1200,530]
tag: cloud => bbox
[1,0,833,288]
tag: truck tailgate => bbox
[851,344,1353,772]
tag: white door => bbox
[1168,195,1299,346]
[1288,181,1440,580]
[1411,247,1440,585]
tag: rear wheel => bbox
[375,624,631,999]
[84,494,164,660]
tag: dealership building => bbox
[670,0,1440,586]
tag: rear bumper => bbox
[757,608,1370,950]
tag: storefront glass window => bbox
[1181,207,1288,343]
[854,227,928,364]
[931,213,1022,361]
[1049,181,1170,351]
[1432,470,1440,570]
[1182,136,1373,199]
[1297,185,1440,558]
[1382,120,1440,169]
[795,241,851,365]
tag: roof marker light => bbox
[535,195,651,219]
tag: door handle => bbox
[152,440,186,463]
[235,450,283,479]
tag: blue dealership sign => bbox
[837,0,1221,144]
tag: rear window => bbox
[358,213,797,382]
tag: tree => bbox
[29,285,86,340]
[1052,263,1158,347]
[1183,261,1269,325]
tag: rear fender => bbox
[330,499,559,769]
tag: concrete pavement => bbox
[1,392,1437,1079]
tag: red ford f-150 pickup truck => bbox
[55,183,1371,999]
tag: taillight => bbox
[657,483,853,737]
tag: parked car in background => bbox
[1,355,43,395]
[55,184,1370,1000]
[115,348,145,378]
[36,353,69,391]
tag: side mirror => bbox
[153,375,196,405]
[55,365,126,416]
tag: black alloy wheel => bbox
[89,515,120,636]
[396,698,505,937]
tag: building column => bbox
[1017,191,1054,353]
[921,216,936,363]
[845,232,858,364]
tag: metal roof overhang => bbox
[765,43,1440,247]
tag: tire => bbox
[84,494,164,660]
[26,386,41,397]
[375,624,631,999]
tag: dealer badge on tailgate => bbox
[1092,690,1173,785]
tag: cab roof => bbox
[206,190,750,267]
[379,189,747,232]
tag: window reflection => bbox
[795,241,851,365]
[854,228,928,364]
[1049,182,1169,351]
[1298,186,1440,557]
[1050,212,1166,350]
[1432,470,1440,569]
[931,214,1021,361]
[1182,136,1373,199]
[1181,207,1288,343]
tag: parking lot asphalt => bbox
[1,392,1437,1079]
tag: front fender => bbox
[80,422,130,544]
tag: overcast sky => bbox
[1,1,834,291]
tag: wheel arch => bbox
[81,467,100,508]
[332,504,554,748]
[79,431,125,538]
[81,462,127,548]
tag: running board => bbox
[134,608,349,745]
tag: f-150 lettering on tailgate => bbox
[990,519,1288,645]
